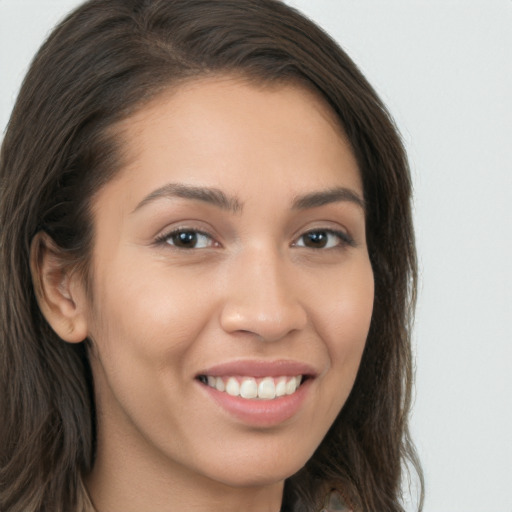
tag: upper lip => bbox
[196,359,318,378]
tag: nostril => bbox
[219,306,308,343]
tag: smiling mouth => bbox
[197,375,305,400]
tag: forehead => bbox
[98,75,361,211]
[121,74,347,144]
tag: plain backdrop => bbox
[1,1,511,511]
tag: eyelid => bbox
[152,223,356,250]
[292,227,355,249]
[154,226,220,249]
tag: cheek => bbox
[312,258,374,403]
[85,259,221,443]
[87,255,218,379]
[315,257,374,349]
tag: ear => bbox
[30,232,89,343]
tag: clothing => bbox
[320,491,353,512]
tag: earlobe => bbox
[30,232,88,344]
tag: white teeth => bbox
[275,377,287,397]
[240,378,258,399]
[226,377,240,396]
[285,377,297,395]
[202,375,303,400]
[258,377,276,399]
[215,377,225,392]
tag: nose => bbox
[219,247,308,342]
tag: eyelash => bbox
[154,228,218,249]
[293,229,355,249]
[154,227,355,250]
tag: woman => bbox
[0,1,422,511]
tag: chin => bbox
[212,468,295,489]
[198,446,311,489]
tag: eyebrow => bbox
[132,183,364,214]
[132,183,243,214]
[292,187,365,211]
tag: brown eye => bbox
[303,231,329,248]
[171,231,198,247]
[158,230,215,249]
[295,229,353,249]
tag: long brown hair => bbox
[0,1,422,510]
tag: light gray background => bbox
[1,1,511,510]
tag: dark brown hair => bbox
[0,1,422,510]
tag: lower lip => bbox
[200,379,312,427]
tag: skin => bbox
[37,77,374,512]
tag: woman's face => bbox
[84,77,374,494]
